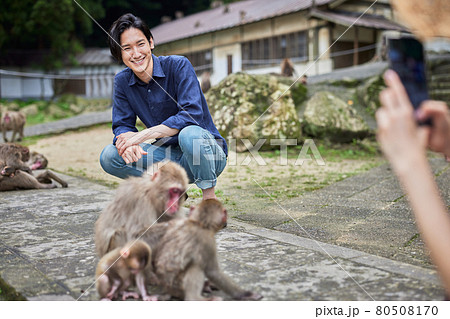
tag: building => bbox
[0,48,122,100]
[152,0,405,85]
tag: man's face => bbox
[120,27,154,77]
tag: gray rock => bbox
[206,72,306,151]
[303,91,370,142]
[356,74,385,116]
[21,104,39,116]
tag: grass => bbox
[0,276,26,301]
[1,96,111,127]
[217,138,384,206]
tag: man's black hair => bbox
[108,13,153,63]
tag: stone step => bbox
[429,82,450,90]
[429,64,450,75]
[429,92,450,103]
[430,73,450,81]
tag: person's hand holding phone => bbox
[387,34,432,126]
[417,101,450,158]
[376,70,430,174]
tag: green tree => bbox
[0,0,104,69]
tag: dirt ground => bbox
[30,126,383,205]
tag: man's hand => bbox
[116,125,180,156]
[120,145,147,164]
[116,132,138,156]
[118,130,150,156]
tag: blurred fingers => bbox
[417,100,449,121]
[383,70,411,110]
[417,126,431,149]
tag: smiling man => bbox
[99,13,227,200]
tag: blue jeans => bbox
[99,125,227,189]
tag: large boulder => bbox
[206,72,306,151]
[356,74,385,116]
[303,91,370,142]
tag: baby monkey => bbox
[95,240,157,301]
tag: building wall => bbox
[211,43,242,85]
[153,2,396,85]
[154,11,335,85]
[0,65,122,100]
[0,71,53,100]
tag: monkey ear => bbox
[151,171,159,181]
[120,248,130,258]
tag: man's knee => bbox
[179,125,204,141]
[99,144,121,173]
[179,126,210,154]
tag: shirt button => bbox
[147,89,151,92]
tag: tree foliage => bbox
[0,0,104,69]
[0,0,240,69]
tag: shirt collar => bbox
[128,54,166,86]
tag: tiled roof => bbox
[75,48,116,66]
[152,0,334,44]
[310,8,406,30]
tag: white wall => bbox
[0,75,53,100]
[211,43,242,85]
[0,65,123,100]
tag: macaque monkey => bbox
[0,169,68,191]
[94,160,189,257]
[0,143,67,191]
[0,161,16,179]
[153,199,263,301]
[201,71,211,93]
[95,240,157,301]
[0,143,32,174]
[27,151,48,170]
[280,58,295,77]
[1,111,26,142]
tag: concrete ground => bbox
[0,164,447,301]
[0,104,449,301]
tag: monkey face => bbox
[1,165,15,177]
[30,155,48,170]
[166,187,185,215]
[3,114,11,124]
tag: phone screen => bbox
[388,37,429,110]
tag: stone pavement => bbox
[0,166,447,301]
[0,106,448,301]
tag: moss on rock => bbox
[356,74,386,116]
[303,91,370,142]
[206,73,306,151]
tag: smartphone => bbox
[386,33,431,125]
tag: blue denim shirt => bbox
[112,54,227,156]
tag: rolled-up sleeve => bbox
[161,57,204,130]
[112,76,138,143]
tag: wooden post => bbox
[353,26,359,66]
[227,54,233,75]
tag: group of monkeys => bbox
[94,161,263,301]
[0,109,69,191]
[0,143,67,191]
[0,111,262,300]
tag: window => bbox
[183,49,213,74]
[242,31,308,69]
